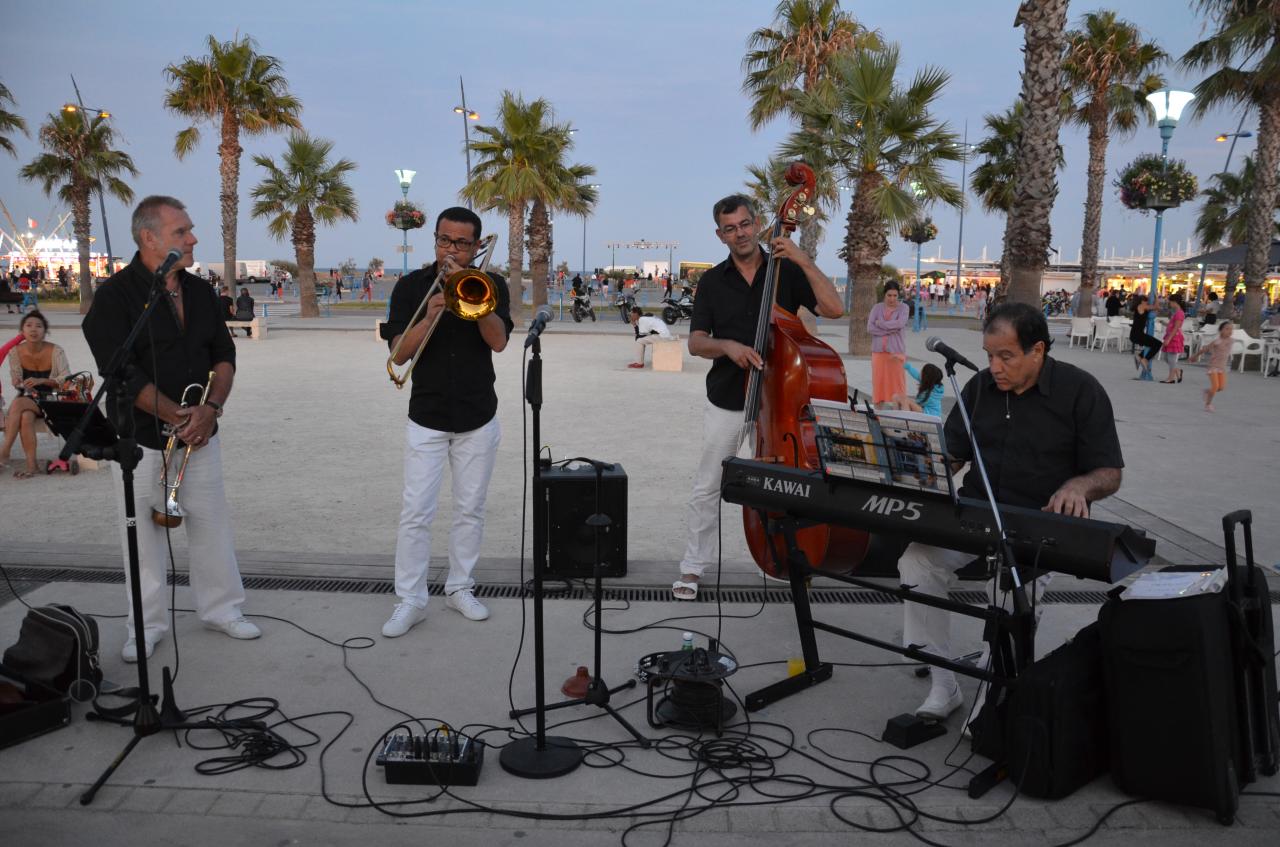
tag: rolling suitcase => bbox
[1221,511,1280,784]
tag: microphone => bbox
[523,305,553,349]
[925,336,980,372]
[154,249,183,279]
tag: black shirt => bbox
[219,294,234,321]
[943,357,1123,509]
[1105,294,1121,317]
[82,253,237,450]
[689,249,819,411]
[382,262,513,432]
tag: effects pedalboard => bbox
[375,731,485,785]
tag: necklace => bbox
[1005,392,1011,421]
[167,288,180,298]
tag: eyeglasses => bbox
[434,233,477,251]
[718,220,755,237]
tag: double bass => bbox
[741,163,869,577]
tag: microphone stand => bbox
[500,335,584,778]
[67,267,258,805]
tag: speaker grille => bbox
[542,463,627,578]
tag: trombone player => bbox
[380,207,513,637]
[82,196,260,663]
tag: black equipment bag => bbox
[969,622,1109,799]
[2,604,102,701]
[1222,511,1280,784]
[1098,557,1251,822]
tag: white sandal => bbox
[671,579,698,600]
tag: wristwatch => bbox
[206,400,224,418]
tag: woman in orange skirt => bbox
[868,282,909,404]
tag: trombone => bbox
[152,371,215,528]
[386,234,500,389]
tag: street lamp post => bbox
[909,181,926,333]
[66,75,114,293]
[955,124,973,316]
[582,183,601,278]
[1193,124,1254,311]
[394,169,416,278]
[1143,89,1195,361]
[453,76,478,204]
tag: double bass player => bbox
[673,193,843,600]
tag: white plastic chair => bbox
[1263,340,1280,378]
[1092,323,1124,353]
[1233,331,1265,372]
[1069,317,1094,348]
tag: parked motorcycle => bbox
[661,286,695,325]
[571,291,596,322]
[614,289,636,321]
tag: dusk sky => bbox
[0,1,1251,277]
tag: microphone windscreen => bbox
[925,336,942,352]
[535,305,552,322]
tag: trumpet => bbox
[387,234,500,389]
[152,372,215,528]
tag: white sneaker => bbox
[445,589,490,621]
[205,616,262,640]
[122,634,158,663]
[915,677,964,721]
[382,602,427,637]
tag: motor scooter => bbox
[571,291,596,322]
[614,289,636,321]
[661,286,695,325]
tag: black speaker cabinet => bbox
[541,463,627,578]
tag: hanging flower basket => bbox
[385,200,426,231]
[900,218,938,245]
[1115,154,1198,213]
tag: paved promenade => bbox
[0,308,1276,845]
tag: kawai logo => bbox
[762,476,811,498]
[862,495,923,521]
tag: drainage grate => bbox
[3,565,1276,606]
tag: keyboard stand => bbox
[743,513,1033,797]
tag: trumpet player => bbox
[83,196,260,663]
[380,207,512,637]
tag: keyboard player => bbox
[903,302,1123,722]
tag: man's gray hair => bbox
[131,195,186,246]
[712,194,755,225]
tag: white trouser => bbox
[394,416,501,608]
[112,435,246,641]
[899,542,1052,679]
[679,400,749,578]
[633,335,663,363]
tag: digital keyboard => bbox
[720,457,1154,583]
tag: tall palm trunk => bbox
[993,214,1014,304]
[1006,0,1068,307]
[506,204,525,319]
[219,110,242,288]
[1240,95,1280,337]
[799,220,822,261]
[845,172,889,356]
[1223,263,1241,317]
[1077,107,1109,317]
[71,183,93,314]
[292,205,318,318]
[527,199,550,310]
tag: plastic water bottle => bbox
[681,632,694,651]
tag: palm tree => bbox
[164,35,302,289]
[19,111,137,312]
[527,163,598,309]
[971,104,1024,289]
[1193,156,1280,313]
[783,45,961,355]
[462,92,595,315]
[1062,11,1166,317]
[743,0,880,258]
[0,80,28,157]
[1004,0,1070,307]
[1184,0,1280,337]
[249,133,357,318]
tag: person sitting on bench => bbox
[234,287,255,337]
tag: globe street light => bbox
[394,169,416,278]
[909,181,926,332]
[1141,89,1194,353]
